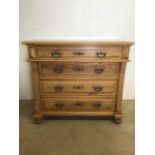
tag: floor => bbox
[20,100,135,155]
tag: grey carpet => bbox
[20,100,134,155]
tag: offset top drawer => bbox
[30,47,123,60]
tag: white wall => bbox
[19,0,135,100]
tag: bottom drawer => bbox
[41,97,115,112]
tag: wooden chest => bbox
[24,41,133,123]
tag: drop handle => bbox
[96,52,107,58]
[94,68,104,74]
[54,85,64,92]
[55,103,64,109]
[54,67,63,73]
[93,86,103,92]
[51,50,61,58]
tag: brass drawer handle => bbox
[74,51,84,56]
[96,52,107,58]
[93,103,102,108]
[74,66,84,71]
[93,86,103,92]
[74,102,84,106]
[51,50,61,58]
[54,85,64,92]
[54,67,63,73]
[74,85,84,89]
[55,103,64,109]
[94,68,104,74]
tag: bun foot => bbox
[114,114,122,124]
[34,119,42,124]
[114,118,122,124]
[33,114,43,124]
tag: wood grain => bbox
[114,62,127,123]
[42,111,114,117]
[40,80,117,94]
[31,62,42,122]
[34,46,123,59]
[39,62,119,79]
[28,58,130,62]
[25,41,133,123]
[23,40,134,46]
[41,97,115,112]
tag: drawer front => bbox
[41,80,117,94]
[41,97,115,112]
[39,62,119,78]
[34,47,123,59]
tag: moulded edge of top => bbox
[22,40,134,46]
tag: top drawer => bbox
[30,47,123,60]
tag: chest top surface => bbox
[23,40,134,46]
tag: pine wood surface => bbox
[23,40,134,46]
[24,41,133,123]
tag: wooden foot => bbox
[114,114,122,124]
[34,119,42,124]
[33,113,43,124]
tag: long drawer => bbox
[40,80,117,95]
[33,47,123,59]
[39,62,119,79]
[41,97,115,112]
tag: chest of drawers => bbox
[24,41,133,123]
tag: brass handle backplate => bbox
[54,85,64,92]
[96,52,107,58]
[94,68,104,74]
[93,86,103,92]
[51,50,61,58]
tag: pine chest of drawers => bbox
[24,41,133,123]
